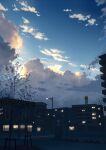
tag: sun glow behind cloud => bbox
[19,65,28,78]
[48,64,64,75]
[75,71,81,77]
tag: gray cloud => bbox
[22,59,102,107]
[0,36,17,66]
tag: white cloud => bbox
[33,32,48,41]
[22,17,30,24]
[69,13,97,26]
[19,1,40,16]
[86,18,97,26]
[48,64,64,75]
[95,0,106,6]
[41,48,69,62]
[20,21,48,41]
[80,64,88,69]
[0,3,8,12]
[12,4,20,11]
[69,14,90,21]
[12,1,40,16]
[90,67,99,72]
[68,62,77,67]
[63,9,72,12]
[64,9,97,26]
[0,14,23,51]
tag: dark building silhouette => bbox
[0,98,105,140]
[99,54,106,103]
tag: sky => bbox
[0,0,106,107]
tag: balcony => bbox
[99,59,106,66]
[100,67,106,73]
[102,89,106,95]
[101,82,106,88]
[103,98,106,103]
[101,75,106,80]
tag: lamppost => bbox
[46,97,53,109]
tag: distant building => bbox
[72,104,104,129]
[0,98,105,138]
[99,54,106,103]
[0,98,47,136]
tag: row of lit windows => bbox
[47,113,101,119]
[82,107,101,112]
[81,121,102,126]
[68,122,102,131]
[2,125,41,132]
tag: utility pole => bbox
[46,97,54,109]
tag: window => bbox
[99,123,102,126]
[92,106,95,109]
[82,121,86,124]
[82,109,85,112]
[98,108,101,110]
[53,114,55,117]
[98,115,101,118]
[69,126,75,131]
[37,127,41,132]
[92,117,96,120]
[55,109,57,112]
[20,125,25,129]
[13,125,18,129]
[3,125,9,132]
[61,109,64,112]
[92,113,96,116]
[48,113,50,116]
[27,125,32,132]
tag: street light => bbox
[46,97,54,109]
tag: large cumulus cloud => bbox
[0,14,23,51]
[22,59,102,107]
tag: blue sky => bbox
[0,0,106,106]
[0,0,106,77]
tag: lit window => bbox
[37,127,41,132]
[98,108,101,110]
[20,125,25,129]
[27,125,32,132]
[82,109,85,112]
[82,121,86,124]
[99,123,102,126]
[98,115,101,118]
[3,125,9,132]
[53,114,55,117]
[92,113,96,116]
[92,117,96,120]
[92,106,95,109]
[13,125,18,129]
[69,126,75,131]
[61,109,64,112]
[55,109,57,111]
[48,113,50,116]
